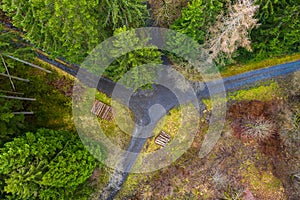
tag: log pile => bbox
[91,99,114,121]
[155,130,170,147]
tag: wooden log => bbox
[158,137,169,143]
[0,73,30,82]
[159,134,170,141]
[4,54,52,73]
[12,111,34,115]
[160,131,170,139]
[155,140,166,146]
[155,131,171,147]
[91,100,114,121]
[0,90,24,95]
[0,95,36,101]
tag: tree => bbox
[148,0,189,28]
[206,0,259,59]
[0,24,34,146]
[0,129,99,199]
[1,0,149,63]
[0,96,25,147]
[103,26,162,91]
[171,0,260,67]
[240,0,300,61]
[171,0,224,44]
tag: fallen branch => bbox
[4,54,52,73]
[1,55,16,91]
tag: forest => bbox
[0,0,300,199]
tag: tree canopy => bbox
[0,129,98,199]
[1,0,149,63]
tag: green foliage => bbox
[0,25,34,146]
[103,26,162,91]
[0,98,24,147]
[237,0,300,61]
[1,0,148,63]
[0,128,99,200]
[101,0,148,29]
[171,0,224,44]
[0,25,33,58]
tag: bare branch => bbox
[1,55,16,91]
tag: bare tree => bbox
[206,0,259,59]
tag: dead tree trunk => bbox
[0,95,36,101]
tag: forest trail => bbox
[37,52,300,200]
[2,20,300,199]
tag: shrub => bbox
[241,118,276,142]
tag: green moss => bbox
[203,81,281,111]
[241,161,283,194]
[228,81,281,101]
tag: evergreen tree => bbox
[103,26,162,91]
[1,0,149,63]
[237,0,300,61]
[0,129,99,199]
[171,0,224,44]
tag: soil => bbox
[117,96,299,199]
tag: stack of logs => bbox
[91,99,114,121]
[155,131,170,147]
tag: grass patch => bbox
[221,53,300,78]
[203,81,281,111]
[142,106,182,153]
[170,53,300,82]
[97,118,132,150]
[95,91,111,105]
[240,161,284,199]
[228,81,281,101]
[14,59,76,131]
